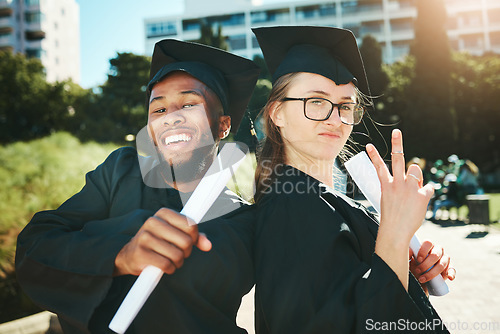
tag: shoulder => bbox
[89,146,141,184]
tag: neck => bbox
[286,157,335,188]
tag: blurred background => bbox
[1,0,500,329]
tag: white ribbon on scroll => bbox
[345,151,449,296]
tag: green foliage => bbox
[70,53,151,143]
[0,51,72,143]
[360,35,389,98]
[450,52,500,170]
[403,0,454,160]
[235,79,271,151]
[0,132,118,240]
[196,21,228,50]
[0,132,118,322]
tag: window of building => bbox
[296,5,320,20]
[458,11,482,28]
[26,48,42,58]
[361,21,383,35]
[390,19,413,32]
[251,8,289,24]
[392,42,410,61]
[490,32,500,47]
[488,8,500,26]
[24,0,39,6]
[227,34,246,50]
[25,11,43,24]
[146,21,177,37]
[208,13,244,27]
[183,19,200,32]
[341,0,382,15]
[462,34,483,48]
[388,0,415,11]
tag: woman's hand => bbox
[410,240,456,287]
[366,129,435,290]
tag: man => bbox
[16,39,260,333]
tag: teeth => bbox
[164,133,192,145]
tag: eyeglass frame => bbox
[280,97,364,125]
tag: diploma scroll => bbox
[345,151,449,297]
[109,143,247,333]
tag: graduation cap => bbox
[148,39,261,132]
[252,26,370,96]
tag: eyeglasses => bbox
[281,97,364,125]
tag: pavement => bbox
[236,218,500,334]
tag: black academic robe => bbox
[254,165,449,334]
[15,146,255,334]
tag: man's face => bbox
[147,72,230,181]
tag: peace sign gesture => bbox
[366,129,434,290]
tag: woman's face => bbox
[271,72,356,166]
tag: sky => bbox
[75,0,291,89]
[75,0,184,89]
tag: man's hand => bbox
[114,208,212,276]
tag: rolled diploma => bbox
[344,151,449,296]
[109,143,247,333]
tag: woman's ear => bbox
[218,115,231,139]
[269,101,284,128]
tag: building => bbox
[0,0,79,83]
[144,0,500,64]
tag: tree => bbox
[196,20,228,50]
[402,0,454,160]
[360,35,389,98]
[0,51,72,143]
[235,55,272,151]
[355,35,392,157]
[450,52,500,172]
[71,52,151,143]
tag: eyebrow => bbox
[305,90,355,101]
[149,89,206,105]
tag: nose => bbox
[163,109,185,127]
[324,105,342,126]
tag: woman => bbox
[252,26,454,333]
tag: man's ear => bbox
[219,115,231,139]
[269,101,284,128]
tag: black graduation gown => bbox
[15,146,255,334]
[254,165,449,333]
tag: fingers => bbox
[446,266,456,281]
[154,208,198,245]
[413,242,454,283]
[391,129,406,182]
[196,233,212,252]
[114,208,212,276]
[406,164,423,188]
[366,143,391,184]
[416,240,433,263]
[153,209,212,252]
